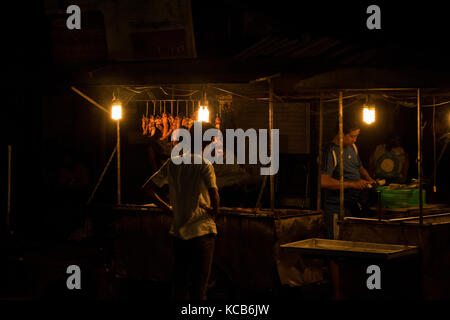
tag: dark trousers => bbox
[172,233,215,300]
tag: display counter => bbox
[339,212,450,298]
[99,204,325,293]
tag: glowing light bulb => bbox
[112,101,122,120]
[197,106,210,122]
[363,106,376,124]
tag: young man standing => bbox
[142,122,220,300]
[321,120,376,239]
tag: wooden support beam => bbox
[317,95,323,211]
[71,86,110,114]
[339,91,344,231]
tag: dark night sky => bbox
[3,1,450,63]
[190,1,450,58]
[2,1,450,234]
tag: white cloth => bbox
[144,154,218,240]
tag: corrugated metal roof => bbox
[234,35,376,68]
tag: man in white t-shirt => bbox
[141,122,220,300]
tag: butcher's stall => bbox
[92,204,325,294]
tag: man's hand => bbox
[360,166,376,185]
[205,206,217,220]
[141,183,173,214]
[349,180,371,190]
[200,204,217,220]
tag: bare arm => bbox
[207,187,220,218]
[359,166,376,183]
[141,181,173,214]
[321,173,369,190]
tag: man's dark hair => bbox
[335,117,360,135]
[188,121,218,152]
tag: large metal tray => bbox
[280,238,419,260]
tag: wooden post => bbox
[417,89,423,225]
[317,95,323,211]
[433,96,437,193]
[7,145,12,234]
[269,79,275,211]
[117,120,121,205]
[249,73,281,212]
[339,92,344,227]
[87,146,117,205]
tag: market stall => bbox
[71,65,450,298]
[72,80,326,296]
[279,67,450,298]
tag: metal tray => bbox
[280,238,419,260]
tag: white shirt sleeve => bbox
[202,162,217,189]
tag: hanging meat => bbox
[175,116,182,129]
[187,118,194,130]
[160,113,174,141]
[215,116,221,130]
[149,115,156,136]
[166,115,175,140]
[161,113,168,137]
[155,116,163,135]
[142,115,148,135]
[181,116,189,128]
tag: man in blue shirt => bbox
[321,120,375,239]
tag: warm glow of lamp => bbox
[112,100,122,120]
[198,105,210,122]
[363,105,376,124]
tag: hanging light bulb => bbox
[198,105,210,122]
[111,99,122,120]
[363,105,376,124]
[197,91,210,122]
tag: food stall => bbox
[72,65,450,298]
[281,68,450,299]
[72,77,327,297]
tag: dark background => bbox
[3,1,450,239]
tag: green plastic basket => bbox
[408,188,427,207]
[377,186,426,208]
